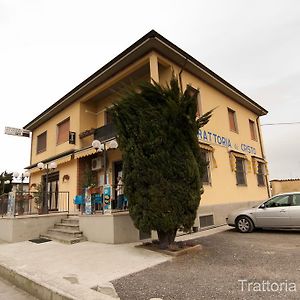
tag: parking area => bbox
[113,228,300,300]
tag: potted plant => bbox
[88,183,98,194]
[83,164,97,193]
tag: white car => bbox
[226,192,300,233]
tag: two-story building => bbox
[24,30,269,241]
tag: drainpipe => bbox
[178,58,188,92]
[256,116,271,197]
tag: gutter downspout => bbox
[178,58,188,92]
[256,116,271,197]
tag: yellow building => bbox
[24,30,270,235]
[271,179,300,196]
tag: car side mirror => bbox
[259,203,266,209]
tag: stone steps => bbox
[47,228,83,238]
[54,223,80,230]
[40,233,87,244]
[40,215,87,244]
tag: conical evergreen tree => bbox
[110,76,212,248]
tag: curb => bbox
[176,224,230,242]
[0,262,115,300]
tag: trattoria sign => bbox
[198,129,256,154]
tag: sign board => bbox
[4,127,30,138]
[198,129,257,155]
[69,131,76,144]
[103,184,111,214]
[84,188,92,215]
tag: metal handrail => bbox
[0,191,70,217]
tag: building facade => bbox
[271,179,300,196]
[24,30,270,234]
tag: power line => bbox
[261,122,300,126]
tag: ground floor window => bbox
[252,157,267,187]
[200,149,211,185]
[235,157,247,186]
[257,162,266,186]
[199,214,214,227]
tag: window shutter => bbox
[37,132,47,153]
[57,119,70,145]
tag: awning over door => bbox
[74,147,96,159]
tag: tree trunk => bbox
[157,229,177,249]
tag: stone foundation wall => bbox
[0,213,68,242]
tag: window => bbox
[57,118,70,145]
[235,157,247,186]
[199,214,214,228]
[37,131,47,153]
[265,195,291,208]
[200,149,211,184]
[249,120,257,141]
[105,110,113,125]
[186,85,202,117]
[257,162,265,186]
[292,194,300,206]
[228,108,238,133]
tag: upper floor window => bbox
[37,131,47,154]
[236,157,247,186]
[57,118,70,145]
[249,119,257,141]
[186,85,202,117]
[228,108,238,133]
[105,110,113,125]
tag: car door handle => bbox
[280,209,287,213]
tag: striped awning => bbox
[29,167,40,174]
[199,143,217,168]
[28,153,72,174]
[251,156,268,175]
[74,147,96,159]
[229,151,252,173]
[199,142,213,152]
[55,154,72,165]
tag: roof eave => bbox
[23,30,267,131]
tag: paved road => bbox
[113,228,300,300]
[0,277,36,300]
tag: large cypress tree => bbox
[110,76,212,249]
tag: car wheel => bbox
[235,216,254,233]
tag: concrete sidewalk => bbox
[0,225,229,300]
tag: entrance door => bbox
[43,172,59,211]
[113,161,123,209]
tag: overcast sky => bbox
[1,0,299,180]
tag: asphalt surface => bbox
[0,277,37,300]
[113,228,300,300]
